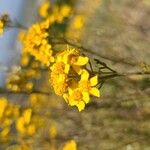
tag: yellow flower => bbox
[0,20,4,35]
[63,69,100,111]
[60,5,71,18]
[16,108,36,136]
[65,88,86,111]
[52,5,71,23]
[79,69,100,99]
[22,108,32,124]
[56,47,89,74]
[72,15,85,29]
[38,1,50,18]
[62,140,77,150]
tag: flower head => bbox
[63,69,100,111]
[79,69,100,97]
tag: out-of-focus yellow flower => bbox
[0,20,4,35]
[22,108,32,124]
[52,5,71,23]
[60,5,71,18]
[66,14,85,40]
[49,126,57,139]
[20,53,30,67]
[0,98,8,118]
[0,97,20,142]
[39,0,50,18]
[0,127,10,137]
[19,22,54,66]
[6,67,36,92]
[72,15,85,29]
[62,140,77,150]
[16,108,36,136]
[0,14,9,35]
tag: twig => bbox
[51,37,138,66]
[0,90,51,95]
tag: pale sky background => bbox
[0,0,41,86]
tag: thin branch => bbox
[52,37,138,66]
[0,90,51,95]
[99,71,150,81]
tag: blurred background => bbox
[0,0,150,150]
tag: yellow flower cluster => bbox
[18,1,100,112]
[16,108,36,136]
[0,97,20,141]
[19,21,54,66]
[6,67,38,92]
[50,47,100,111]
[39,1,71,23]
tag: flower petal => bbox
[74,56,89,66]
[90,75,98,86]
[68,88,73,95]
[64,64,70,74]
[83,92,90,104]
[90,87,100,97]
[63,94,68,103]
[81,69,89,80]
[69,99,77,106]
[76,101,85,112]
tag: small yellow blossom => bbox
[0,98,8,118]
[6,67,37,92]
[16,108,36,136]
[56,47,89,74]
[51,4,71,23]
[0,20,4,35]
[39,0,50,18]
[79,69,100,98]
[72,15,85,29]
[0,97,20,142]
[65,88,86,111]
[49,126,57,139]
[60,5,71,18]
[22,108,32,124]
[62,140,77,150]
